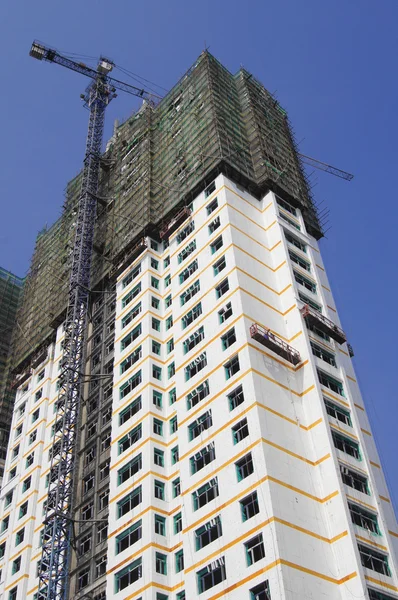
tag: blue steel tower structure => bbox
[29,42,157,600]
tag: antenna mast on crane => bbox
[29,41,158,600]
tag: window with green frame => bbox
[174,512,182,534]
[228,384,244,410]
[166,315,173,330]
[151,296,160,309]
[152,340,161,355]
[213,255,226,275]
[177,221,195,244]
[120,346,142,374]
[206,196,218,214]
[232,418,249,444]
[279,210,300,230]
[215,278,229,299]
[12,556,21,574]
[289,249,310,272]
[358,544,390,576]
[154,514,166,535]
[171,446,179,464]
[224,355,240,379]
[277,196,297,216]
[157,594,168,600]
[368,587,397,600]
[152,317,161,331]
[19,501,28,519]
[120,324,142,351]
[164,256,170,268]
[178,240,196,263]
[172,477,181,498]
[169,387,176,405]
[165,274,171,287]
[122,282,141,308]
[119,396,142,426]
[324,399,351,426]
[116,520,142,554]
[151,276,159,289]
[179,259,198,284]
[181,302,202,328]
[114,557,142,592]
[180,280,200,306]
[197,558,226,593]
[195,515,222,550]
[185,352,207,380]
[294,270,316,293]
[190,443,216,474]
[349,502,380,534]
[331,430,360,460]
[298,292,321,312]
[152,365,162,380]
[221,327,236,350]
[151,258,159,270]
[176,591,186,600]
[118,424,142,455]
[154,448,164,467]
[245,533,265,565]
[117,455,142,486]
[165,293,172,308]
[175,549,184,573]
[310,342,336,367]
[317,370,345,396]
[170,416,178,434]
[153,418,163,436]
[122,264,141,288]
[188,410,212,441]
[250,580,271,600]
[153,390,162,409]
[235,453,254,481]
[183,326,205,354]
[167,338,174,353]
[154,480,165,500]
[240,491,259,521]
[186,380,210,410]
[117,486,142,517]
[156,552,167,575]
[192,478,219,511]
[210,235,223,254]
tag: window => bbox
[349,503,379,534]
[152,317,161,331]
[152,365,162,381]
[332,431,360,459]
[167,338,174,353]
[154,480,165,500]
[213,255,226,275]
[294,271,316,293]
[118,423,142,455]
[216,278,229,299]
[183,326,205,354]
[311,342,336,366]
[9,467,16,480]
[121,302,141,329]
[179,259,198,284]
[169,387,177,405]
[12,445,19,460]
[152,340,161,356]
[116,520,142,554]
[318,370,344,396]
[250,581,271,600]
[368,589,397,600]
[170,416,178,434]
[277,196,297,216]
[197,558,226,593]
[154,448,164,467]
[279,211,300,230]
[82,502,93,521]
[221,327,236,350]
[185,352,207,380]
[22,476,31,492]
[175,550,184,573]
[9,588,18,600]
[154,514,166,536]
[164,256,170,268]
[289,250,310,272]
[97,522,108,544]
[178,240,196,263]
[245,534,265,565]
[205,181,216,198]
[340,465,369,494]
[157,595,168,600]
[358,544,390,576]
[193,478,219,510]
[165,293,172,308]
[117,455,142,485]
[165,274,171,287]
[299,292,321,312]
[187,380,210,410]
[208,215,221,234]
[182,302,202,328]
[16,528,25,545]
[12,556,21,576]
[180,280,200,306]
[195,516,222,550]
[83,473,95,493]
[151,276,159,289]
[1,516,9,532]
[115,558,142,592]
[189,411,213,441]
[32,409,40,422]
[177,221,195,244]
[121,324,142,351]
[224,355,240,379]
[79,533,91,555]
[153,418,163,436]
[218,303,232,326]
[98,490,109,511]
[207,197,218,214]
[174,512,182,534]
[156,552,167,575]
[37,369,45,381]
[172,477,181,497]
[228,385,244,410]
[240,491,260,521]
[117,487,142,517]
[122,264,141,288]
[166,316,173,331]
[0,542,5,558]
[236,453,254,481]
[210,235,223,254]
[119,396,142,425]
[19,501,28,519]
[95,555,107,578]
[151,239,159,251]
[122,283,141,308]
[325,399,351,426]
[119,370,142,399]
[120,346,142,374]
[151,258,159,270]
[232,418,249,444]
[171,446,179,464]
[153,390,162,409]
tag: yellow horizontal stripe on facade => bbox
[361,428,372,437]
[237,266,293,296]
[339,347,350,356]
[322,388,350,406]
[329,423,359,442]
[268,476,338,503]
[241,286,296,316]
[107,540,183,575]
[4,574,29,591]
[111,410,174,445]
[370,460,381,469]
[233,243,286,272]
[347,375,357,383]
[355,535,387,551]
[185,517,348,574]
[12,515,36,535]
[345,494,377,512]
[28,394,50,415]
[379,495,390,503]
[365,575,398,592]
[110,437,179,472]
[108,504,182,539]
[25,417,47,438]
[327,305,337,313]
[354,403,365,411]
[114,310,164,345]
[124,580,184,600]
[322,284,331,292]
[252,368,315,397]
[173,222,231,279]
[316,263,325,271]
[263,438,330,466]
[8,545,33,564]
[109,468,179,505]
[389,530,398,538]
[112,381,168,417]
[229,221,280,253]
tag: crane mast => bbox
[29,41,155,600]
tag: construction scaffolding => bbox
[12,50,322,372]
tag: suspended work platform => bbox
[250,323,301,365]
[160,207,191,240]
[300,304,346,344]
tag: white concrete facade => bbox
[0,173,397,600]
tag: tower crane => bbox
[29,41,159,600]
[298,153,354,181]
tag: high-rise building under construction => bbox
[0,51,397,600]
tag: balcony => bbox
[300,304,346,345]
[250,323,301,365]
[160,207,191,240]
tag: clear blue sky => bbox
[1,1,397,510]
